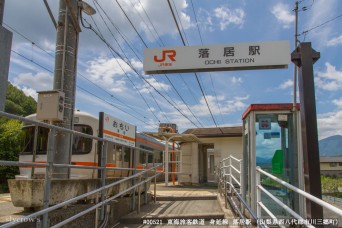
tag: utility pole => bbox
[0,0,13,111]
[51,0,95,178]
[291,1,302,217]
[293,2,299,109]
[52,0,81,178]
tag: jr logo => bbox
[154,50,176,62]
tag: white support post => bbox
[256,169,261,218]
[239,159,242,194]
[164,138,169,186]
[229,157,232,194]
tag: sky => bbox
[3,0,342,139]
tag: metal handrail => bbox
[258,185,314,228]
[227,173,240,187]
[51,172,162,228]
[217,155,267,227]
[230,156,242,163]
[256,166,342,217]
[0,164,162,228]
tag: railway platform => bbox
[117,182,238,228]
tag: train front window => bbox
[72,125,93,154]
[21,126,49,154]
[22,126,35,154]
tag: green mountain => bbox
[319,135,342,157]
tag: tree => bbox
[0,120,23,192]
[4,82,36,116]
[0,82,37,193]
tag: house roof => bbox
[320,157,342,162]
[182,126,242,138]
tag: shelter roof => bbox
[144,132,202,143]
[182,126,242,138]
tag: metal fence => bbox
[256,166,342,227]
[217,155,265,228]
[322,195,342,208]
[0,111,162,228]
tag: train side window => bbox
[72,124,93,154]
[124,147,130,162]
[116,145,122,161]
[148,154,153,163]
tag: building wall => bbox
[179,136,243,185]
[320,162,342,177]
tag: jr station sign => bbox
[143,40,290,74]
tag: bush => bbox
[321,175,342,195]
[0,120,23,193]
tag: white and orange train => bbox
[16,111,165,179]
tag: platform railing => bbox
[0,111,162,228]
[256,166,342,227]
[220,156,242,194]
[217,155,266,228]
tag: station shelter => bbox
[242,103,304,217]
[179,127,243,185]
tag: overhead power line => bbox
[109,0,203,127]
[11,49,157,127]
[83,15,162,124]
[301,13,342,36]
[167,0,220,129]
[133,0,204,123]
[81,17,200,128]
[190,0,224,125]
[8,22,151,121]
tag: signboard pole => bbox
[98,112,104,178]
[291,42,322,219]
[165,139,169,186]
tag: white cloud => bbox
[85,57,134,92]
[271,3,294,29]
[231,76,243,84]
[171,95,248,119]
[131,58,143,70]
[302,0,338,48]
[315,62,342,91]
[11,72,53,101]
[327,35,342,47]
[198,6,245,32]
[317,111,342,139]
[108,0,193,42]
[279,79,293,89]
[13,72,53,91]
[332,98,342,108]
[214,6,245,30]
[138,77,170,94]
[21,87,38,100]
